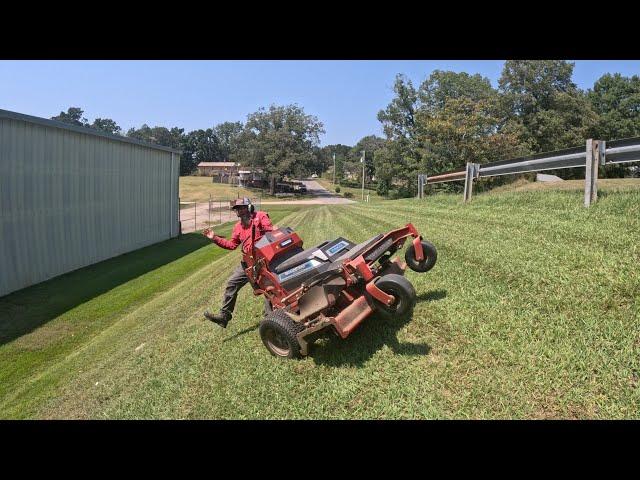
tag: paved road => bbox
[261,180,356,205]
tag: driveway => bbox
[260,180,356,205]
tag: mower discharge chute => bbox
[244,223,437,358]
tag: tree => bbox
[51,107,89,127]
[350,135,385,182]
[315,144,352,182]
[377,75,422,194]
[419,70,495,113]
[126,124,192,174]
[185,128,220,164]
[588,73,640,140]
[416,70,528,175]
[214,121,244,161]
[91,118,122,135]
[376,70,529,197]
[498,60,598,153]
[236,104,325,193]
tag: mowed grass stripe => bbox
[347,197,638,417]
[26,206,321,419]
[1,192,638,419]
[0,205,303,418]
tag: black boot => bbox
[204,310,231,328]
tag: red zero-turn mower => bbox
[244,223,437,358]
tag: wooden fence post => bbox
[584,139,600,207]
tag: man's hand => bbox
[203,228,216,240]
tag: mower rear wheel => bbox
[405,240,437,273]
[372,274,416,320]
[259,309,305,359]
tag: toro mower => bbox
[244,222,437,359]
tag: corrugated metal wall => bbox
[0,113,180,297]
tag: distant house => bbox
[197,161,240,179]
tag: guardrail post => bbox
[417,174,426,199]
[584,139,600,207]
[463,163,478,203]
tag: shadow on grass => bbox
[222,323,260,343]
[309,289,447,368]
[0,233,210,346]
[416,289,447,303]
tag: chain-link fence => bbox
[178,196,262,234]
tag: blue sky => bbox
[1,60,639,146]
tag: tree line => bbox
[372,60,640,196]
[51,60,640,198]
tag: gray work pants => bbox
[220,264,271,318]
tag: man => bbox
[202,198,274,328]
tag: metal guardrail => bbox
[421,136,640,207]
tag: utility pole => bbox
[361,150,365,201]
[333,153,336,185]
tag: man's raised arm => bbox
[203,228,241,250]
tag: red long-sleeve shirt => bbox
[212,211,274,254]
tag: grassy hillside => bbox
[1,189,638,419]
[481,177,640,195]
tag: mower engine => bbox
[243,223,437,359]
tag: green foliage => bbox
[126,124,191,173]
[52,108,122,136]
[349,135,385,181]
[334,185,340,193]
[375,61,640,192]
[376,70,530,198]
[51,107,89,126]
[91,118,122,135]
[235,104,325,188]
[498,60,598,153]
[419,70,495,112]
[316,144,352,182]
[418,70,530,170]
[588,73,640,140]
[377,76,423,192]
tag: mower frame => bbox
[243,223,433,357]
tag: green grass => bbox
[482,177,640,195]
[0,204,301,419]
[1,190,638,419]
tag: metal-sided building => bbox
[0,109,180,297]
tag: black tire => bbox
[372,274,416,320]
[259,309,305,359]
[405,239,437,273]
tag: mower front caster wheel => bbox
[373,274,416,320]
[405,240,437,273]
[259,309,305,359]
